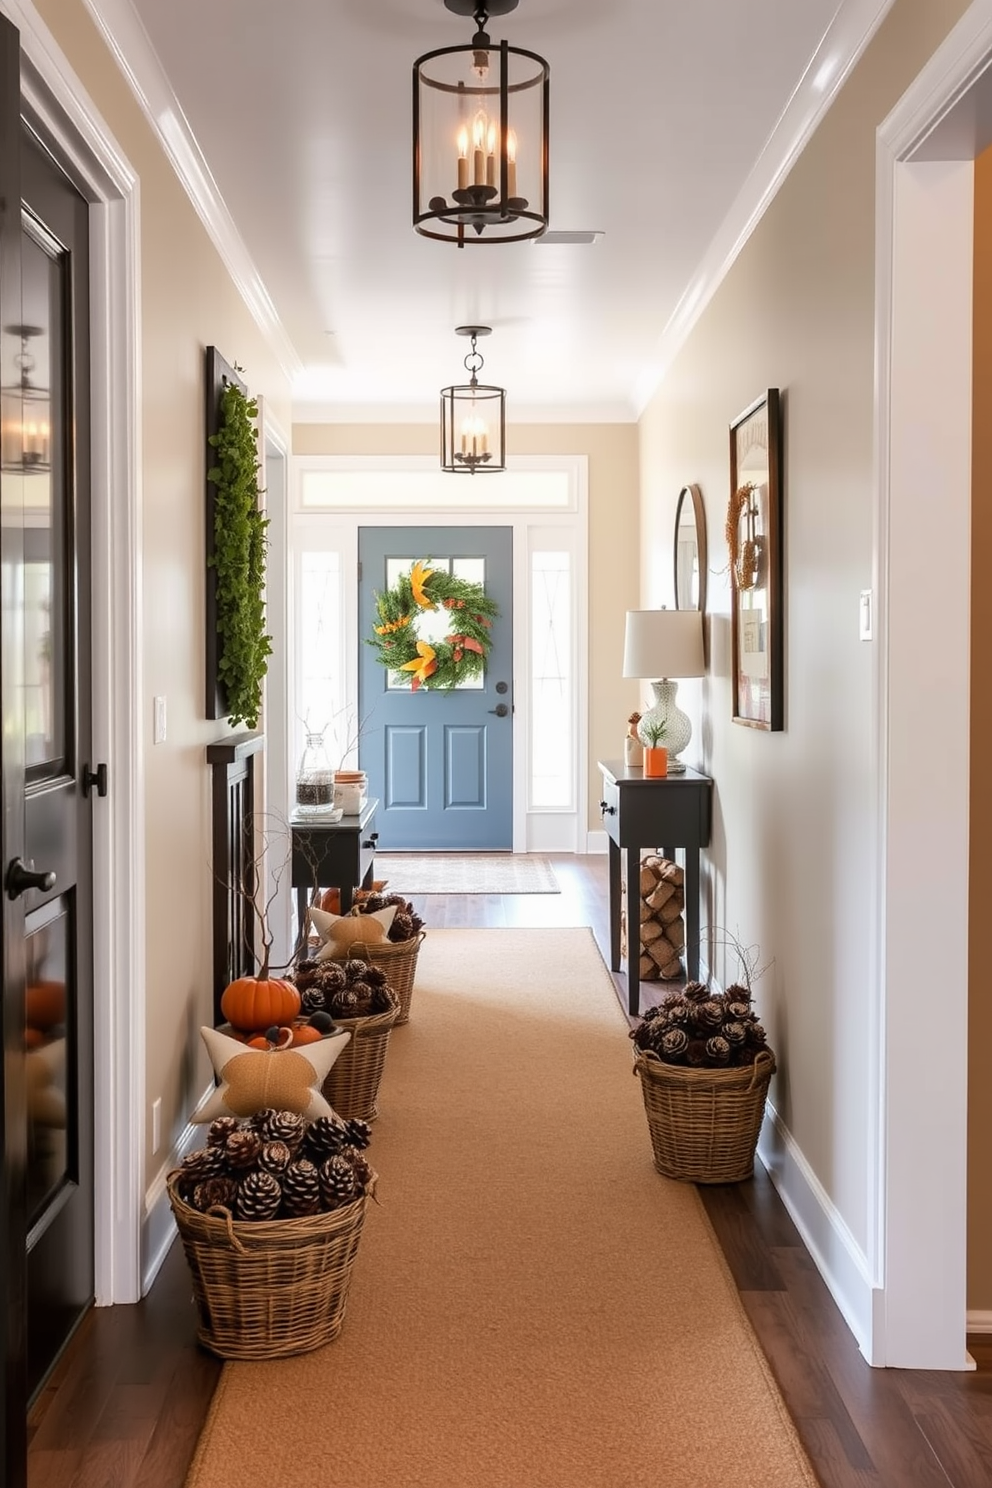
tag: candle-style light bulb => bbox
[472,111,487,187]
[486,122,497,188]
[457,126,469,192]
[507,129,518,199]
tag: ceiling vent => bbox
[534,231,603,245]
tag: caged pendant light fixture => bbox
[1,324,51,474]
[413,0,549,246]
[440,325,506,474]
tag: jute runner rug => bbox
[185,928,816,1488]
[375,852,560,894]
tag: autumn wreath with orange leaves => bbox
[366,559,499,690]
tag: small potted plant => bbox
[630,933,775,1182]
[640,716,668,777]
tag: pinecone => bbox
[370,984,394,1015]
[694,999,725,1030]
[319,1155,358,1209]
[329,987,360,1018]
[726,1001,752,1021]
[256,1109,307,1153]
[705,1035,732,1065]
[236,1170,282,1221]
[343,958,371,983]
[300,986,328,1016]
[315,961,347,991]
[362,965,389,988]
[192,1176,239,1213]
[360,893,386,912]
[659,1027,689,1062]
[339,1145,373,1189]
[683,980,709,1003]
[206,1115,240,1149]
[725,983,752,1005]
[281,1160,321,1217]
[343,1117,372,1150]
[291,958,321,990]
[391,911,414,941]
[224,1128,263,1170]
[257,1139,293,1176]
[179,1145,226,1189]
[303,1115,349,1161]
[347,981,375,1015]
[723,1021,747,1048]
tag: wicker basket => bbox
[327,932,425,1025]
[167,1177,373,1359]
[323,987,399,1121]
[633,1047,776,1183]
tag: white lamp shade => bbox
[622,609,705,679]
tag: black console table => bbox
[290,798,379,938]
[597,761,713,1014]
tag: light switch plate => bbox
[859,590,873,642]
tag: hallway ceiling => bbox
[101,0,872,420]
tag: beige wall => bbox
[971,144,992,1309]
[31,0,293,1187]
[638,0,969,1261]
[293,422,641,823]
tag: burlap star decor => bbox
[194,1025,351,1123]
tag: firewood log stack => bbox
[620,855,685,981]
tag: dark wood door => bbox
[0,23,95,1483]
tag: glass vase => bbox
[295,730,335,815]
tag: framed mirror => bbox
[673,483,707,612]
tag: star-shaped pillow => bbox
[309,904,396,962]
[194,1025,350,1124]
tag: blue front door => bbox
[358,527,513,849]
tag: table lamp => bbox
[622,609,705,773]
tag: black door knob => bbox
[488,703,509,717]
[6,857,57,900]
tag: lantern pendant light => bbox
[1,324,51,474]
[440,326,506,474]
[413,0,549,246]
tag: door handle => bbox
[488,703,509,717]
[6,857,57,900]
[83,762,108,798]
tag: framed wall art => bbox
[728,388,783,730]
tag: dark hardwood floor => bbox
[26,855,992,1487]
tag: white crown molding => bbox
[82,0,302,384]
[633,0,897,412]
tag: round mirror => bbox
[673,483,707,612]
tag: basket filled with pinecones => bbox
[167,1109,376,1359]
[292,958,400,1121]
[630,974,775,1184]
[316,892,426,1025]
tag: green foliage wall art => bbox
[205,349,272,729]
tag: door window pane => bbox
[531,551,572,808]
[25,907,70,1226]
[297,549,346,775]
[22,223,67,776]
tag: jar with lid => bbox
[295,729,335,815]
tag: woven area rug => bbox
[375,852,559,894]
[185,928,816,1488]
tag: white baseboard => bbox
[967,1311,992,1334]
[758,1099,877,1361]
[141,1082,215,1295]
[586,829,608,853]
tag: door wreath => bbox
[366,560,499,690]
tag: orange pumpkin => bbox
[290,1022,326,1047]
[220,974,301,1033]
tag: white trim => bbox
[585,828,609,854]
[141,1082,215,1295]
[758,1104,875,1358]
[967,1312,992,1335]
[868,2,990,1369]
[634,0,896,412]
[82,0,301,385]
[4,0,145,1305]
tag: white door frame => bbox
[5,0,143,1304]
[870,0,992,1367]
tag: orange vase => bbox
[643,746,668,778]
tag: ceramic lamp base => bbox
[637,679,692,772]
